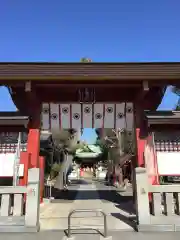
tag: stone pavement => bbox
[1,176,180,239]
[40,177,135,231]
[1,231,180,240]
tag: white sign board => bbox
[157,152,180,176]
[0,153,24,177]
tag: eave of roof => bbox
[0,112,29,126]
[145,111,180,119]
[0,119,29,126]
[0,62,180,81]
[145,111,180,125]
[0,62,180,65]
[0,111,27,117]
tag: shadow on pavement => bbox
[111,201,137,230]
[64,228,104,237]
[48,188,133,204]
[110,212,137,231]
[114,202,136,215]
[98,190,133,204]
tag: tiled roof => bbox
[0,62,180,81]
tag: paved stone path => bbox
[40,176,135,232]
[1,174,180,239]
[1,231,180,240]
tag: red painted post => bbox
[19,152,31,202]
[27,129,40,168]
[39,156,44,204]
[19,152,31,186]
[135,128,146,167]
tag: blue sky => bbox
[0,0,180,143]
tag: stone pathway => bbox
[40,178,135,231]
[1,231,180,240]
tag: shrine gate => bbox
[0,62,180,232]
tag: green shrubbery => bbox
[50,162,62,179]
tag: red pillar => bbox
[27,129,40,168]
[134,100,148,167]
[19,152,32,202]
[26,92,41,168]
[39,156,45,203]
[133,100,148,203]
[135,128,146,167]
[19,152,31,186]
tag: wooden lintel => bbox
[0,126,28,132]
[35,83,141,88]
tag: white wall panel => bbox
[60,104,71,129]
[93,104,104,128]
[82,104,93,128]
[71,104,82,129]
[115,103,126,130]
[126,102,134,131]
[41,103,50,130]
[41,102,134,132]
[104,103,115,128]
[50,103,60,131]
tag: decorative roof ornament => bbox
[80,57,92,63]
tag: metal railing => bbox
[67,209,108,238]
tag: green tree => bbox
[95,130,109,160]
[176,104,180,111]
[171,86,180,96]
[80,57,92,62]
[95,128,135,166]
[171,86,180,110]
[45,129,81,179]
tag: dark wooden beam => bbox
[149,125,180,131]
[10,85,163,115]
[35,83,141,88]
[37,87,137,102]
[0,126,28,132]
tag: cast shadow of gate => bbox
[48,188,133,202]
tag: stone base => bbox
[137,224,175,232]
[174,225,180,231]
[100,236,112,240]
[62,236,75,240]
[0,225,40,232]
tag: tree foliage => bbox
[171,86,180,96]
[94,128,135,165]
[69,141,88,154]
[80,57,92,62]
[171,86,180,110]
[95,134,109,160]
[176,106,180,111]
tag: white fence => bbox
[0,168,40,232]
[135,167,180,232]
